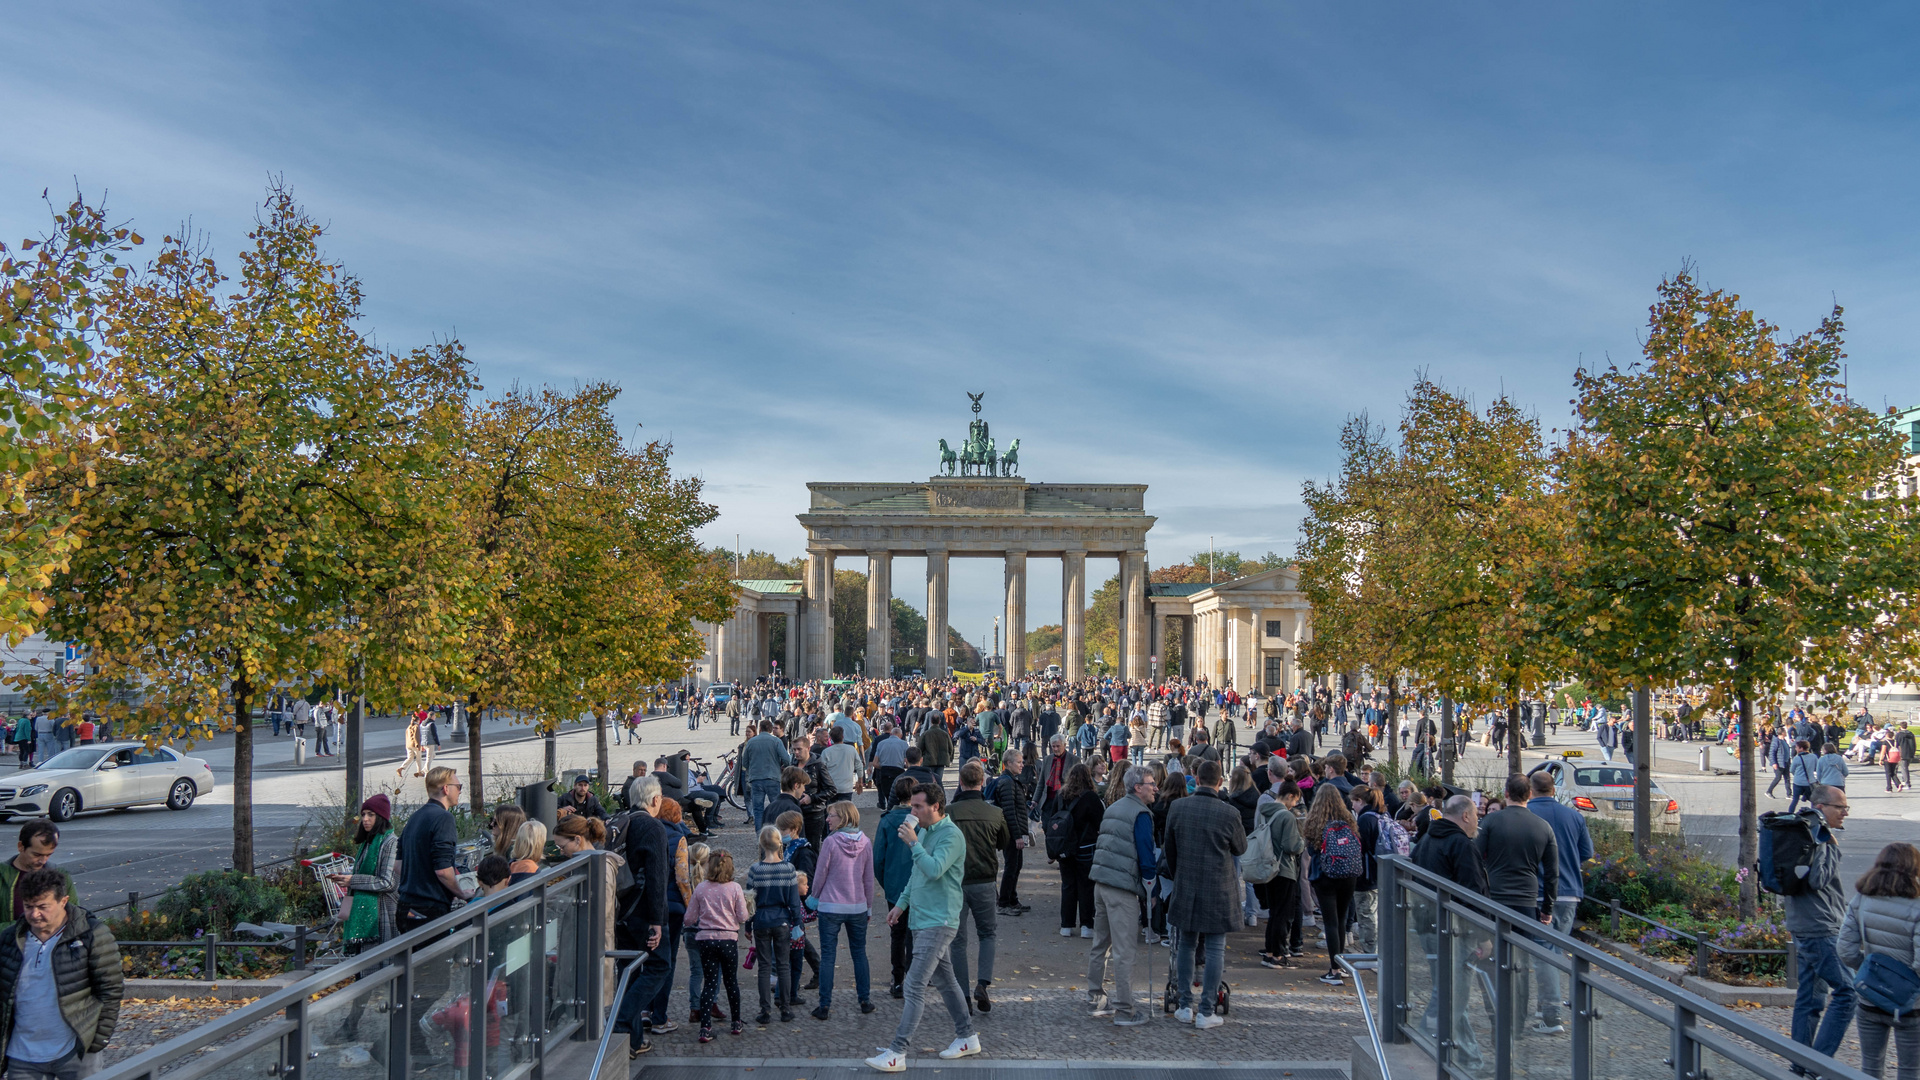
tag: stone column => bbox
[1123,550,1148,681]
[1004,551,1028,679]
[782,612,799,679]
[866,551,892,679]
[1212,608,1229,685]
[926,552,950,677]
[1181,615,1196,681]
[805,549,834,679]
[1062,551,1087,681]
[1152,610,1168,684]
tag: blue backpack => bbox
[1856,953,1920,1019]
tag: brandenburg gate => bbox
[796,477,1155,681]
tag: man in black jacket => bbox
[614,775,672,1057]
[991,748,1032,915]
[1285,721,1314,762]
[1475,775,1558,919]
[1411,794,1486,1059]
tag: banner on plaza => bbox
[954,671,987,684]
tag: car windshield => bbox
[40,748,108,771]
[1574,767,1636,787]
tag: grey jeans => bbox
[891,923,974,1054]
[1537,899,1579,1025]
[9,1048,94,1080]
[1859,1005,1920,1080]
[950,882,998,989]
[1089,883,1143,1015]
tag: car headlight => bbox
[19,785,47,797]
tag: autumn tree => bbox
[0,196,139,643]
[40,184,469,870]
[1557,270,1920,915]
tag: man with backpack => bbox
[1778,784,1854,1066]
[1527,770,1594,1036]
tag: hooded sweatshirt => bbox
[811,827,876,915]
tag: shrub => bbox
[154,870,289,937]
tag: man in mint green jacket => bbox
[866,783,979,1072]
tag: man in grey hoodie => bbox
[1786,784,1853,1066]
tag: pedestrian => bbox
[0,868,123,1080]
[328,794,399,947]
[685,851,747,1042]
[1767,728,1793,799]
[918,720,954,791]
[1350,785,1387,952]
[1475,773,1560,1039]
[612,775,672,1057]
[0,822,76,919]
[747,825,804,1025]
[1788,740,1821,813]
[1086,764,1157,1026]
[1838,842,1920,1080]
[810,801,875,1020]
[990,747,1031,916]
[865,782,980,1072]
[1786,784,1855,1064]
[945,761,1009,1014]
[1411,795,1487,1062]
[872,776,919,999]
[1302,782,1363,986]
[396,767,471,930]
[1255,780,1307,966]
[1817,742,1851,792]
[1162,758,1244,1025]
[1053,764,1103,938]
[741,720,795,831]
[395,716,426,778]
[1595,717,1617,763]
[1526,770,1593,1036]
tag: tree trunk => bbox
[467,694,485,817]
[1386,675,1400,773]
[1633,685,1652,859]
[1506,680,1523,777]
[595,705,611,791]
[1441,694,1455,784]
[1738,694,1758,918]
[232,674,255,874]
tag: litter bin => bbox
[294,736,307,766]
[1698,746,1711,772]
[518,780,557,831]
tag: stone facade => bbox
[1147,566,1313,693]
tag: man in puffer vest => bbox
[1086,764,1159,1027]
[0,869,123,1080]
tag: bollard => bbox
[206,933,218,979]
[126,891,139,917]
[1698,746,1710,772]
[1696,940,1711,978]
[293,925,307,971]
[1610,898,1620,938]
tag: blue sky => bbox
[4,3,1915,647]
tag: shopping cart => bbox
[305,851,356,920]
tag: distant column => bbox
[782,612,799,679]
[1004,551,1028,679]
[1123,550,1148,680]
[1152,610,1168,684]
[926,552,950,677]
[866,551,892,679]
[1062,551,1087,681]
[805,548,834,679]
[1213,609,1229,685]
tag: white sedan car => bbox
[0,742,217,822]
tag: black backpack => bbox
[606,810,641,892]
[1044,803,1074,861]
[1758,810,1820,896]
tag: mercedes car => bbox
[0,742,217,822]
[1528,753,1682,834]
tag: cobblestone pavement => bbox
[106,997,261,1066]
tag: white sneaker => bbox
[865,1049,907,1073]
[1528,1021,1566,1036]
[1141,930,1160,945]
[1174,1006,1194,1024]
[1194,1013,1225,1030]
[939,1035,982,1060]
[1090,994,1115,1018]
[1059,927,1074,937]
[1080,926,1093,938]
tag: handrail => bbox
[586,950,646,1080]
[1377,854,1870,1080]
[94,849,617,1080]
[1337,952,1391,1080]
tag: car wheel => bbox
[48,789,79,823]
[167,779,196,811]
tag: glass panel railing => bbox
[1403,885,1437,1046]
[169,1026,292,1080]
[302,974,396,1080]
[484,904,541,1076]
[1508,934,1576,1080]
[1588,981,1676,1080]
[1445,907,1497,1080]
[544,882,583,1036]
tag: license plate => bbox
[1613,800,1634,810]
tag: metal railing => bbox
[97,851,615,1080]
[1595,897,1795,986]
[1374,856,1872,1080]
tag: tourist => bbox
[870,725,909,810]
[1350,786,1387,952]
[866,782,980,1072]
[1163,758,1243,1026]
[748,825,804,1024]
[0,868,123,1078]
[1302,782,1363,986]
[945,761,1009,1012]
[810,801,876,1020]
[742,720,795,830]
[329,794,398,947]
[507,821,546,883]
[1817,742,1851,792]
[872,776,919,998]
[1086,764,1157,1026]
[1787,784,1854,1063]
[1256,780,1307,966]
[1788,740,1820,813]
[1838,842,1920,1080]
[397,767,470,931]
[919,718,955,790]
[612,775,672,1058]
[1054,764,1104,939]
[991,747,1032,916]
[1527,770,1593,1035]
[1412,795,1486,1060]
[0,822,75,919]
[686,851,747,1042]
[645,800,695,1034]
[558,774,607,821]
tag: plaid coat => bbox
[1162,788,1247,935]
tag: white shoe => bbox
[1174,1006,1194,1024]
[1059,927,1074,937]
[865,1049,907,1073]
[1194,1013,1225,1030]
[1141,930,1160,945]
[939,1035,982,1060]
[1080,926,1093,938]
[1090,994,1115,1018]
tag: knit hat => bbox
[361,793,392,819]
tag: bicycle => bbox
[696,752,747,811]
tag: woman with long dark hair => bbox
[1302,782,1363,986]
[1055,764,1103,937]
[1840,842,1920,1079]
[329,794,399,947]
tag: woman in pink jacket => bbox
[808,800,876,1019]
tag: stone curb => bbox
[639,1057,1350,1070]
[1574,930,1795,1007]
[125,976,298,1000]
